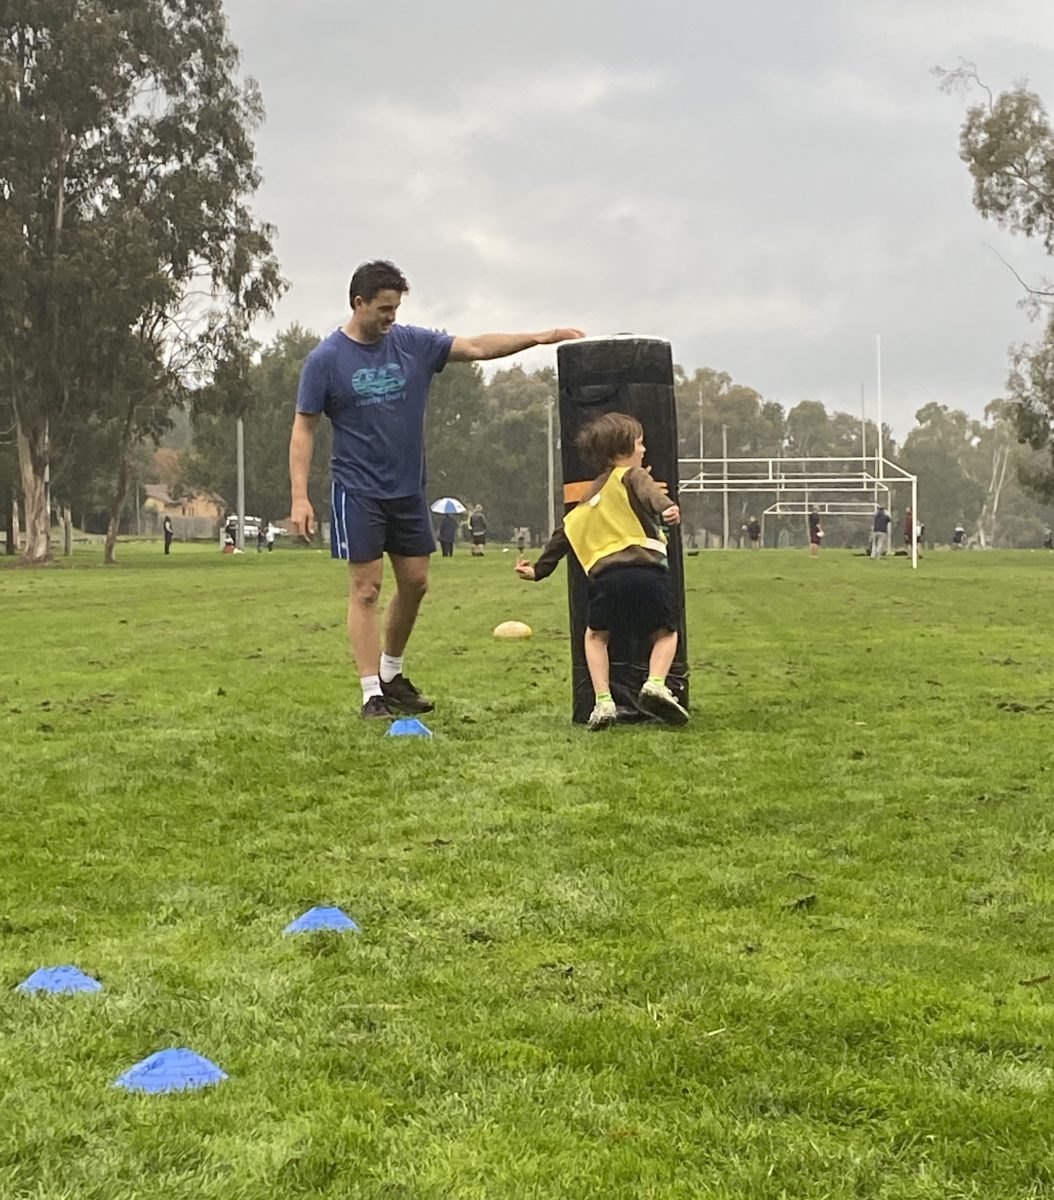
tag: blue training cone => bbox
[387,718,432,738]
[17,966,102,994]
[283,905,361,935]
[113,1047,228,1094]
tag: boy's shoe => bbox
[587,698,618,730]
[361,695,396,720]
[638,680,690,726]
[380,673,435,714]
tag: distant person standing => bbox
[163,514,174,555]
[256,523,266,553]
[747,517,761,550]
[871,505,891,558]
[952,523,966,550]
[266,523,276,552]
[469,505,488,557]
[808,507,823,557]
[903,508,914,550]
[438,512,458,557]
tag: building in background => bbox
[143,484,225,540]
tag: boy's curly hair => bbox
[574,412,644,473]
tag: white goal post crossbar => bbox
[676,454,919,570]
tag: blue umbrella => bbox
[430,497,466,514]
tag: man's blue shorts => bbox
[330,482,436,562]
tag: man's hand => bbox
[535,328,586,345]
[515,557,536,580]
[291,498,315,541]
[661,504,681,526]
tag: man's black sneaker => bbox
[360,695,395,720]
[380,673,434,714]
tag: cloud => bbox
[225,0,1054,439]
[358,62,668,156]
[758,66,949,125]
[848,1,1054,55]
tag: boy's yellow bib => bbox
[563,467,667,574]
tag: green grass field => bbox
[3,543,1054,1199]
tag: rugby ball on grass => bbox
[493,620,533,640]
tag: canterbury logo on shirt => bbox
[352,363,406,404]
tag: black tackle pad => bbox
[556,336,690,724]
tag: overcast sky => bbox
[222,0,1054,440]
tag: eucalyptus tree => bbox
[1,0,283,564]
[0,397,17,552]
[178,325,332,529]
[941,63,1054,499]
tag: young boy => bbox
[515,412,688,730]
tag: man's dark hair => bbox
[349,260,410,306]
[575,412,644,473]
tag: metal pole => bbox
[875,334,883,474]
[698,383,705,542]
[697,382,704,464]
[722,423,729,548]
[546,397,555,536]
[236,416,245,552]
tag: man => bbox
[808,507,822,557]
[746,516,761,550]
[903,508,924,559]
[437,511,458,558]
[468,505,488,557]
[871,505,890,558]
[162,514,174,555]
[289,259,583,719]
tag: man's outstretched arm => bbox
[448,328,585,362]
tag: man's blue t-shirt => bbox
[296,324,453,497]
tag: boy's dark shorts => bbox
[330,483,435,562]
[587,564,677,636]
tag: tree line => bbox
[15,318,1050,550]
[672,369,1054,548]
[5,304,1054,551]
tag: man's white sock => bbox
[361,674,383,703]
[379,653,403,684]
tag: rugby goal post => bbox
[677,453,920,570]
